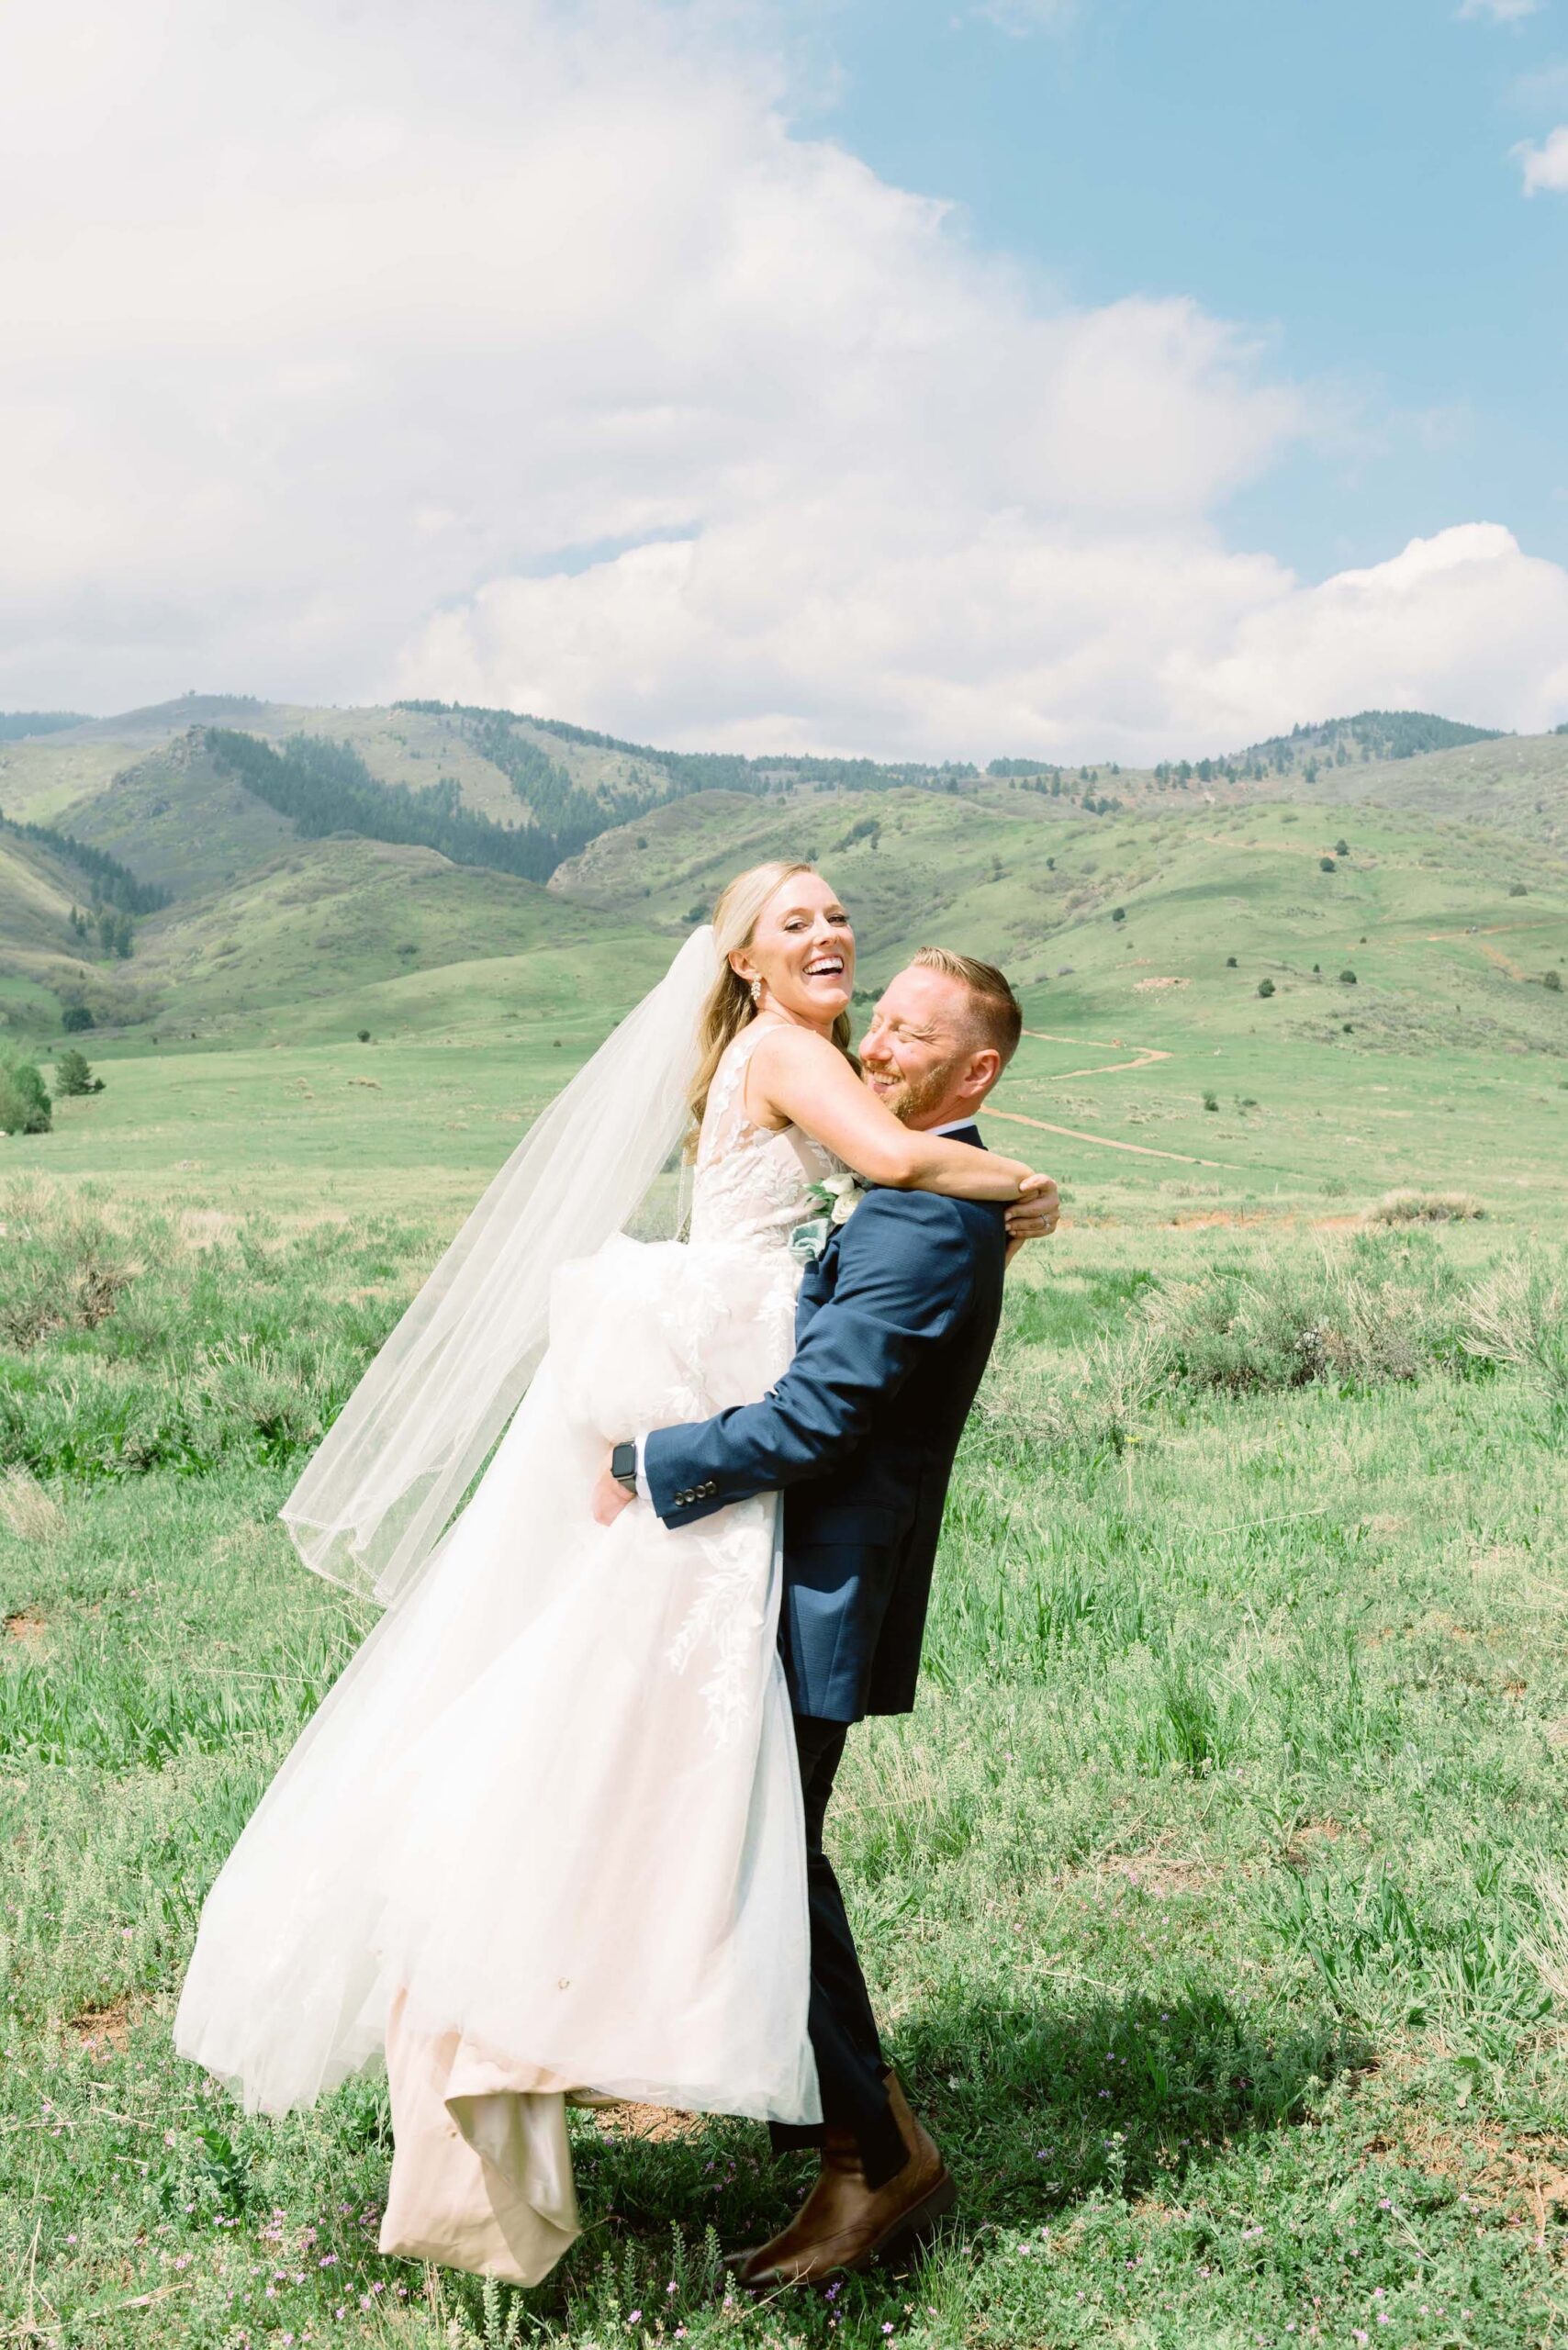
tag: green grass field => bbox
[3,701,1568,2345]
[3,977,1568,2347]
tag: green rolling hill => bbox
[0,701,1562,1180]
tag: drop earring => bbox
[749,978,764,1010]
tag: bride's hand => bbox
[1005,1173,1060,1245]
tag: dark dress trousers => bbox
[643,1140,1007,2187]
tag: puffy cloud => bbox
[1,0,1564,759]
[1170,526,1568,754]
[1516,125,1568,192]
[415,521,1568,765]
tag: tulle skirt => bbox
[174,1233,819,2273]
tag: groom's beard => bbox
[861,1062,958,1128]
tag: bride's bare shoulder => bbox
[745,1021,854,1123]
[747,1022,847,1090]
[748,1021,840,1067]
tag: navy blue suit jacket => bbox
[644,1127,1007,1723]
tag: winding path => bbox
[1017,1025,1173,1080]
[991,1024,1241,1169]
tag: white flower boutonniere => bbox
[789,1174,865,1263]
[814,1173,862,1225]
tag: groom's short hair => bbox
[912,947,1022,1068]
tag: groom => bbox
[594,948,1057,2285]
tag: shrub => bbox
[1111,906,1126,923]
[1202,1091,1219,1113]
[0,1056,51,1135]
[53,1047,100,1097]
[1462,1253,1568,1403]
[1509,882,1528,897]
[1545,969,1562,993]
[0,1189,133,1346]
[1319,856,1337,873]
[1365,1190,1484,1226]
[59,1005,95,1034]
[356,1028,371,1043]
[1257,978,1275,998]
[1225,956,1238,968]
[1138,1231,1467,1394]
[1339,968,1358,985]
[1335,838,1350,856]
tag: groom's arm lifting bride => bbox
[596,949,1058,2288]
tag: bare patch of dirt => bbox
[1374,2100,1568,2223]
[4,1609,48,1649]
[584,2100,710,2144]
[1287,1819,1344,1853]
[1099,1848,1223,1897]
[67,1998,135,2052]
[1133,976,1189,992]
[1165,1209,1281,1229]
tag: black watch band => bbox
[610,1440,639,1496]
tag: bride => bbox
[174,859,1047,2283]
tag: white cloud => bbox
[1516,124,1568,191]
[0,0,1564,761]
[1459,0,1543,21]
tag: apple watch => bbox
[610,1440,639,1497]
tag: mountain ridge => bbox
[1,696,1563,1065]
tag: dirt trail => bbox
[1382,922,1554,983]
[987,1102,1241,1170]
[998,1024,1239,1167]
[1019,1026,1172,1080]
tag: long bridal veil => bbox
[282,925,719,1606]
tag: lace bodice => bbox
[690,1023,841,1250]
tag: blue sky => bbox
[808,0,1567,576]
[4,0,1566,756]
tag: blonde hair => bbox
[688,861,853,1133]
[911,946,1023,1066]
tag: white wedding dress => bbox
[175,1023,832,2279]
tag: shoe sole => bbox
[862,2168,958,2274]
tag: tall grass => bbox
[4,1201,1567,2347]
[0,1179,426,1481]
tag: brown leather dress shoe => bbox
[732,2075,955,2288]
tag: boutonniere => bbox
[789,1174,865,1263]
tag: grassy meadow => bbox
[3,826,1568,2345]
